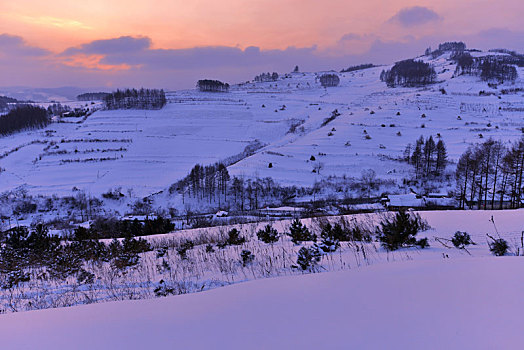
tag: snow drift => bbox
[1,257,522,349]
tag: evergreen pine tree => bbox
[436,139,448,175]
[287,219,316,244]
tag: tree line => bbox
[340,63,374,73]
[456,137,523,209]
[403,136,447,178]
[104,88,166,110]
[488,49,524,67]
[0,224,152,285]
[0,96,19,112]
[171,163,308,212]
[254,72,279,82]
[77,216,174,239]
[77,92,109,101]
[197,80,230,92]
[453,52,518,82]
[426,41,466,57]
[0,105,49,136]
[380,59,437,87]
[319,74,340,87]
[47,103,72,116]
[172,163,231,206]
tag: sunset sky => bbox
[0,0,522,89]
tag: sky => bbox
[0,0,523,90]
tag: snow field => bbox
[0,50,522,200]
[1,257,523,349]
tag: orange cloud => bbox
[59,53,135,71]
[1,0,523,54]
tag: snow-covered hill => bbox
[0,49,522,198]
[1,257,522,350]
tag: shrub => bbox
[131,200,152,215]
[69,239,109,262]
[319,74,340,87]
[294,246,321,271]
[240,250,255,267]
[319,221,371,243]
[488,236,509,256]
[108,239,123,258]
[154,280,176,297]
[177,240,194,260]
[225,228,246,246]
[257,225,280,244]
[416,237,429,249]
[77,269,95,285]
[122,237,151,255]
[318,236,340,253]
[377,211,429,251]
[451,231,474,249]
[1,225,61,269]
[102,188,124,200]
[48,247,83,279]
[321,223,345,241]
[87,216,174,239]
[14,200,37,215]
[1,270,31,290]
[156,247,168,258]
[112,253,140,270]
[321,109,341,127]
[287,219,316,244]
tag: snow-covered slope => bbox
[0,50,522,197]
[1,257,522,350]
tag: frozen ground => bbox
[0,49,522,198]
[0,257,523,350]
[0,209,521,316]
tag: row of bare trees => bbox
[254,72,279,82]
[171,163,307,212]
[104,88,166,110]
[456,137,524,209]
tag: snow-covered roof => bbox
[427,193,449,198]
[347,203,384,211]
[122,215,158,221]
[387,193,425,208]
[265,206,305,212]
[425,197,456,207]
